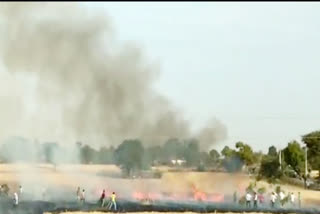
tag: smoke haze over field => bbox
[0,2,227,150]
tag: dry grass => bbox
[0,163,319,206]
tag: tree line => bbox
[0,130,319,181]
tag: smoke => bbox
[0,2,227,150]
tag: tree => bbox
[221,146,235,158]
[209,149,220,166]
[283,141,305,177]
[42,142,59,167]
[184,139,200,167]
[235,142,255,166]
[302,131,320,175]
[145,145,162,166]
[97,146,114,164]
[162,138,185,162]
[114,139,145,177]
[222,155,243,173]
[80,145,97,164]
[258,155,282,182]
[268,146,278,157]
[199,152,211,168]
[221,145,243,172]
[0,137,37,162]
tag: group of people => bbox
[98,189,117,210]
[76,187,86,203]
[244,191,259,208]
[1,185,23,207]
[76,187,117,211]
[270,191,300,208]
[243,190,301,208]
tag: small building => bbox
[171,159,186,166]
[309,170,319,178]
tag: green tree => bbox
[42,142,59,165]
[184,139,200,167]
[302,131,320,175]
[268,146,278,157]
[235,142,255,166]
[200,151,211,168]
[80,145,97,164]
[258,155,282,182]
[162,138,184,162]
[0,137,37,162]
[221,145,243,172]
[145,145,162,166]
[114,139,145,177]
[98,146,114,164]
[222,155,243,173]
[283,141,305,177]
[209,149,220,166]
[221,146,235,157]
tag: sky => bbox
[89,2,320,152]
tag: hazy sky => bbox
[88,2,320,152]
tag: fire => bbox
[191,184,224,203]
[131,185,224,203]
[132,191,161,202]
[133,192,145,201]
[209,193,224,202]
[94,186,223,203]
[192,185,207,201]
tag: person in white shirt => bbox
[290,192,295,206]
[14,192,19,207]
[253,192,258,208]
[279,191,285,206]
[271,192,277,208]
[245,192,252,208]
[80,189,85,204]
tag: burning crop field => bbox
[0,164,319,214]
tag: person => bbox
[258,192,264,204]
[279,191,285,206]
[289,192,295,206]
[298,192,301,208]
[253,192,258,208]
[80,189,85,204]
[13,192,19,207]
[76,187,81,202]
[306,179,310,189]
[233,191,237,204]
[271,192,277,208]
[245,192,252,208]
[108,192,117,211]
[99,189,106,207]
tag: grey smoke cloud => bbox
[0,2,227,150]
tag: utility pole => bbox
[279,149,282,170]
[305,147,308,176]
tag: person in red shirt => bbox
[99,189,106,207]
[258,193,265,204]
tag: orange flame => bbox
[192,184,207,201]
[131,185,224,203]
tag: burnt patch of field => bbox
[1,199,320,214]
